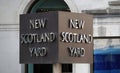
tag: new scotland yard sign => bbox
[20,11,93,64]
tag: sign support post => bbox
[53,63,62,73]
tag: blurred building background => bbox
[0,0,120,73]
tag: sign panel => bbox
[20,12,58,63]
[20,11,93,64]
[58,12,93,63]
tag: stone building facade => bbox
[0,0,120,73]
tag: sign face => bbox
[20,12,58,63]
[20,11,93,64]
[58,12,93,63]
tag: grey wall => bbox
[0,30,20,73]
[74,0,113,12]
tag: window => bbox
[62,64,72,73]
[25,64,72,73]
[93,15,120,73]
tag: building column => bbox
[73,64,90,73]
